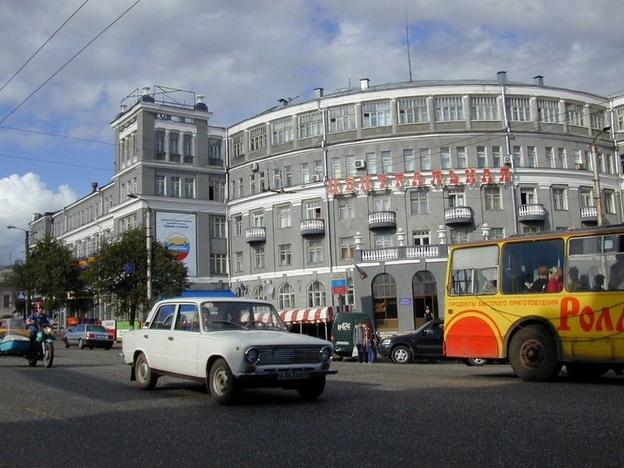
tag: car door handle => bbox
[168,336,174,341]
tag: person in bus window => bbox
[528,265,549,292]
[608,253,624,290]
[567,266,581,291]
[547,266,563,293]
[579,274,591,291]
[592,274,605,291]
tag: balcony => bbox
[444,207,473,225]
[300,219,325,237]
[580,206,598,223]
[245,227,266,244]
[517,204,546,222]
[368,211,397,230]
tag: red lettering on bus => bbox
[558,296,578,331]
[580,305,595,332]
[616,308,624,332]
[596,307,615,331]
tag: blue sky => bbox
[1,0,624,264]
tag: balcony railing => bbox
[517,204,546,222]
[359,244,446,262]
[300,219,325,237]
[444,206,473,225]
[245,227,266,243]
[580,206,598,223]
[368,211,397,230]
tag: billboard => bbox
[156,212,197,276]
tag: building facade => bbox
[28,74,624,331]
[226,73,623,331]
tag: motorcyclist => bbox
[26,302,52,349]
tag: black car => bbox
[377,319,446,364]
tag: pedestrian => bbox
[365,322,376,363]
[353,321,366,363]
[424,306,432,321]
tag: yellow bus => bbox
[443,225,624,381]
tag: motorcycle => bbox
[0,317,54,367]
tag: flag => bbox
[354,264,367,279]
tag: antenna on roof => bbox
[405,0,413,82]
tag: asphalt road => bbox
[1,344,623,468]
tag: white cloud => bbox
[0,173,76,265]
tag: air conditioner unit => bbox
[355,160,366,169]
[503,156,512,164]
[311,175,321,182]
[249,162,259,172]
[574,163,584,170]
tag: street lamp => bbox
[7,224,32,317]
[127,194,153,304]
[592,126,611,226]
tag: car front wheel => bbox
[208,358,239,405]
[135,352,158,390]
[391,345,413,364]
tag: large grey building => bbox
[29,74,624,331]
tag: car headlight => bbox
[380,338,391,346]
[319,346,332,362]
[244,347,259,364]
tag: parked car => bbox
[378,319,446,364]
[62,324,115,350]
[121,297,337,404]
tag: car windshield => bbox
[201,301,287,331]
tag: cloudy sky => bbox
[1,0,623,263]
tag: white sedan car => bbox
[122,297,336,404]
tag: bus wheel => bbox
[509,324,560,382]
[565,363,608,380]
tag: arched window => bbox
[252,285,266,301]
[306,280,326,307]
[278,283,295,309]
[412,270,439,324]
[372,273,397,330]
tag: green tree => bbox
[8,235,83,314]
[81,227,189,326]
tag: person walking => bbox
[353,321,366,363]
[365,322,376,363]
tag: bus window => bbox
[568,234,624,292]
[449,245,498,295]
[501,239,564,294]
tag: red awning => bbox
[279,307,335,324]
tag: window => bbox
[605,191,616,214]
[434,97,464,121]
[412,230,430,246]
[232,133,244,157]
[234,251,243,272]
[527,146,537,168]
[249,126,267,151]
[537,99,559,123]
[381,151,392,173]
[546,147,555,168]
[410,189,429,214]
[329,105,356,132]
[340,237,356,260]
[301,162,310,184]
[566,103,584,126]
[307,240,324,264]
[210,180,225,201]
[557,148,567,169]
[506,97,530,121]
[450,228,469,244]
[470,96,499,121]
[307,281,326,308]
[272,117,293,145]
[184,178,195,199]
[155,130,165,159]
[331,157,342,179]
[278,283,295,309]
[440,147,451,169]
[304,200,322,219]
[520,187,537,205]
[362,101,391,127]
[553,187,568,211]
[345,155,356,177]
[513,146,523,167]
[170,176,181,197]
[298,111,323,138]
[277,205,291,229]
[484,186,502,210]
[420,148,431,170]
[373,197,390,212]
[272,168,282,190]
[210,254,227,274]
[404,149,415,171]
[366,152,377,174]
[254,247,265,270]
[169,131,179,157]
[447,188,465,207]
[210,216,226,238]
[398,98,429,123]
[234,216,242,236]
[477,146,487,168]
[618,108,624,131]
[580,187,593,208]
[155,175,166,196]
[375,233,393,248]
[491,146,502,168]
[590,107,606,130]
[313,159,323,179]
[279,244,292,266]
[252,211,264,227]
[183,133,193,159]
[283,166,293,187]
[456,147,467,169]
[338,201,355,220]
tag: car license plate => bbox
[277,370,308,380]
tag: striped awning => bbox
[279,307,336,324]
